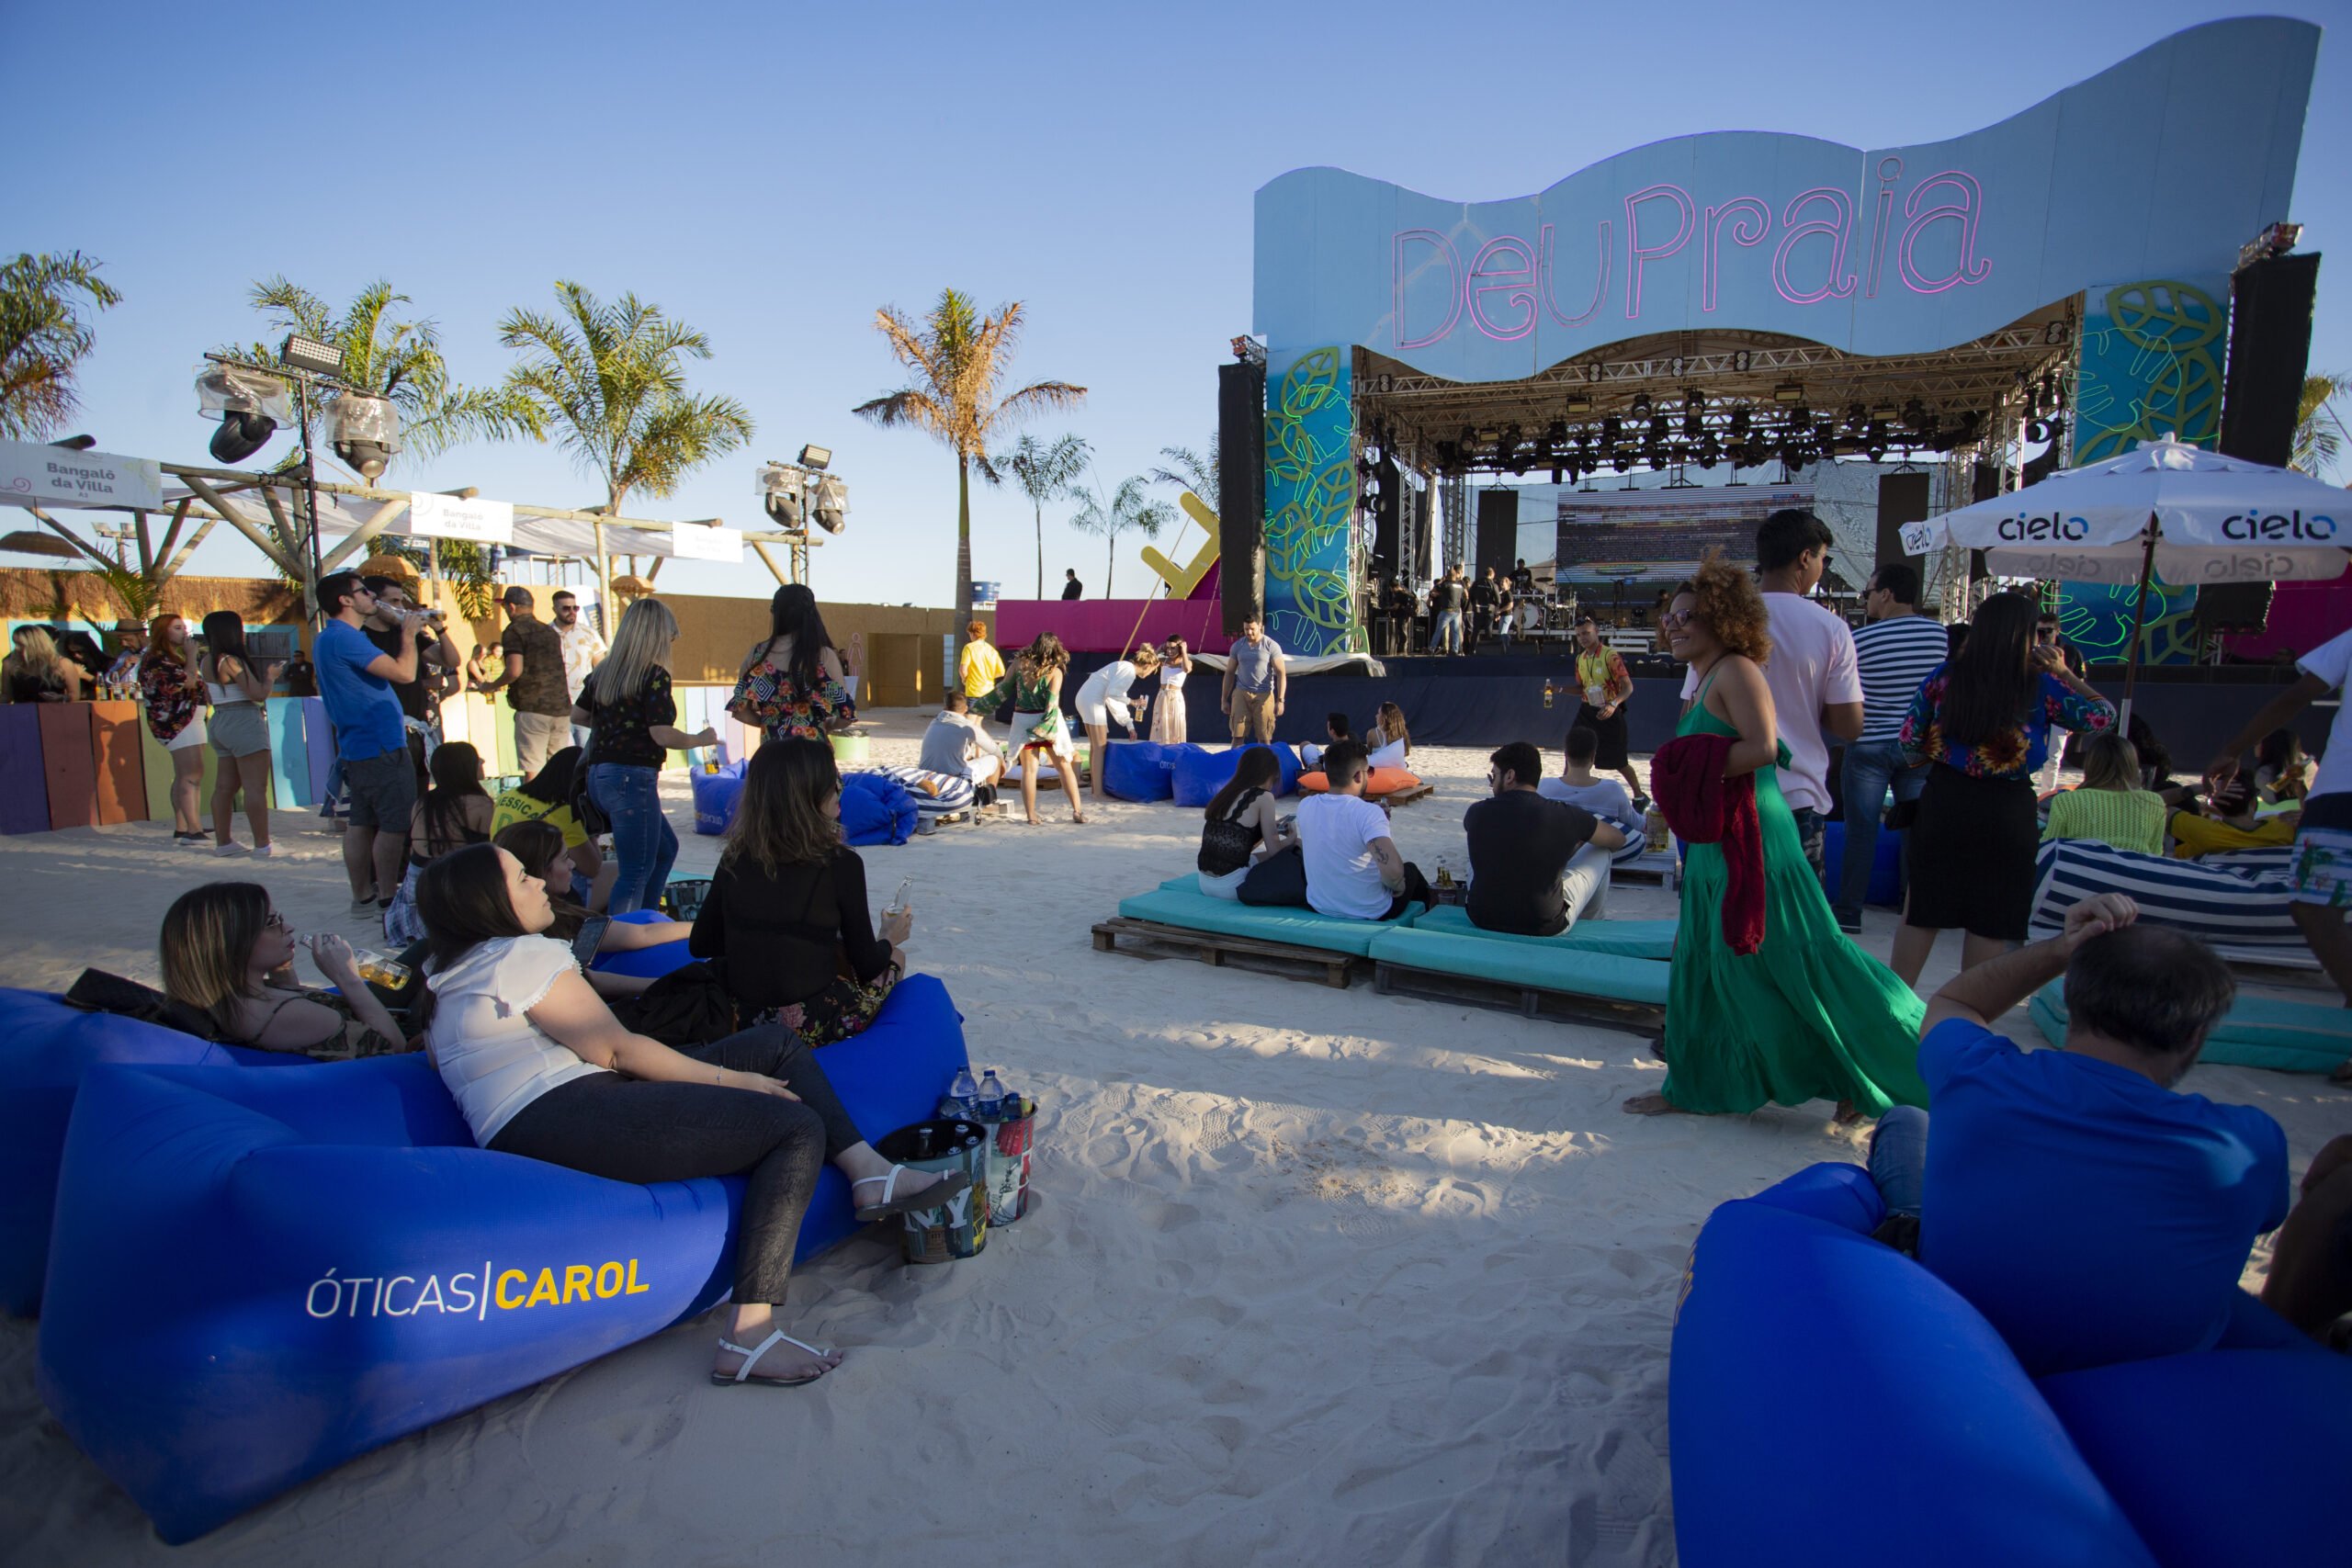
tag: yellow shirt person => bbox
[959,623,1004,699]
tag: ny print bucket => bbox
[876,1119,990,1264]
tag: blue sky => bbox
[6,0,2344,609]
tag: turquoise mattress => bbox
[1403,904,1677,960]
[1115,884,1419,957]
[2029,979,2351,1075]
[1368,927,1672,1005]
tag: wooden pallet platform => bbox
[1371,960,1665,1035]
[1090,917,1361,987]
[1377,783,1436,807]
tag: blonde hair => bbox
[1375,700,1410,757]
[590,597,678,707]
[1128,646,1161,673]
[12,626,62,679]
[2077,731,2143,794]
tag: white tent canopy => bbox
[162,481,744,564]
[1900,436,2348,586]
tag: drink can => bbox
[1644,808,1669,853]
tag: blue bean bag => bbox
[690,759,747,835]
[1821,818,1905,907]
[585,908,699,980]
[840,770,919,847]
[1669,1161,2339,1568]
[0,988,306,1317]
[36,973,970,1542]
[1170,743,1299,807]
[1101,740,1174,802]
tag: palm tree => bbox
[984,432,1091,598]
[500,282,755,518]
[241,277,544,463]
[852,288,1086,626]
[0,251,121,440]
[2293,372,2347,480]
[1069,472,1175,598]
[1148,433,1220,513]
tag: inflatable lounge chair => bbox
[2030,839,2312,967]
[36,976,969,1541]
[1670,1162,2349,1568]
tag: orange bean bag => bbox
[1295,767,1422,797]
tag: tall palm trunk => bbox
[956,450,974,628]
[1035,501,1045,599]
[1104,536,1114,598]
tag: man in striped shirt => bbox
[1836,562,1946,932]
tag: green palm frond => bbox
[1148,435,1220,511]
[0,250,123,440]
[2293,372,2348,480]
[1069,472,1173,597]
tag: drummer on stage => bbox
[1571,615,1647,809]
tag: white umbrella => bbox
[1900,435,2348,721]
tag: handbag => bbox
[63,968,218,1040]
[606,960,738,1047]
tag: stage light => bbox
[1729,406,1751,439]
[1903,398,1928,430]
[1544,419,1567,446]
[1648,415,1668,444]
[50,434,96,451]
[1683,397,1704,439]
[757,461,805,528]
[196,365,295,465]
[1629,391,1652,418]
[277,333,343,377]
[1773,382,1804,403]
[813,474,848,534]
[798,444,832,470]
[1600,417,1622,446]
[1845,403,1868,430]
[1789,404,1810,429]
[324,389,401,479]
[1696,434,1720,469]
[1564,394,1592,417]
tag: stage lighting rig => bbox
[277,333,344,378]
[324,389,401,479]
[195,364,297,464]
[1772,382,1804,404]
[1629,391,1652,418]
[798,444,832,470]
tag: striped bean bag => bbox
[2030,840,2314,967]
[858,765,977,818]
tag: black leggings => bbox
[489,1024,865,1306]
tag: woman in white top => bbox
[1150,637,1193,743]
[416,844,968,1389]
[1074,647,1161,802]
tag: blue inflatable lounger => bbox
[1668,1161,2351,1568]
[35,975,970,1543]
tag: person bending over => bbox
[1541,725,1647,864]
[1196,745,1293,899]
[1074,646,1161,801]
[1467,741,1624,935]
[415,842,965,1388]
[1296,741,1429,919]
[162,881,412,1059]
[690,738,910,1044]
[1867,896,2295,1376]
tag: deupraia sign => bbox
[1251,17,2315,380]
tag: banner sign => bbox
[0,442,164,511]
[1252,18,2315,382]
[409,492,514,545]
[667,522,741,562]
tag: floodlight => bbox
[278,333,344,377]
[196,365,296,464]
[813,474,847,535]
[325,390,402,479]
[798,444,832,471]
[1564,394,1593,417]
[50,434,96,451]
[757,462,805,529]
[1772,382,1804,404]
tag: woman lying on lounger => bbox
[161,882,413,1060]
[413,841,967,1388]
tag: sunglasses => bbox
[264,910,288,931]
[1659,609,1695,626]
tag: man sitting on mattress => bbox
[1467,741,1624,935]
[1295,741,1430,921]
[1864,893,2293,1375]
[918,693,1004,798]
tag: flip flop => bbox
[851,1165,973,1223]
[711,1327,833,1388]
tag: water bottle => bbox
[977,1069,1005,1122]
[940,1066,979,1122]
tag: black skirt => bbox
[1572,703,1632,773]
[1904,761,2039,940]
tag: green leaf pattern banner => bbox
[1262,347,1367,657]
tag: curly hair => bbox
[1679,551,1773,665]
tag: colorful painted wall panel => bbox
[1262,347,1364,656]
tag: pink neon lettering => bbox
[1539,220,1609,328]
[1466,234,1538,341]
[1898,171,1991,294]
[1702,198,1770,312]
[1772,186,1856,305]
[1623,185,1694,320]
[1393,229,1464,350]
[1865,156,1903,299]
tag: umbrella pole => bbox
[2117,512,2158,733]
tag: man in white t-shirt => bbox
[2208,626,2352,1073]
[551,590,608,748]
[1295,741,1430,919]
[1682,509,1862,882]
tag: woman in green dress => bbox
[1625,556,1928,1120]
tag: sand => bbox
[2,711,2343,1566]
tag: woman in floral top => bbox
[138,614,209,844]
[1892,592,2115,985]
[729,583,856,743]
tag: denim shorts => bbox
[344,748,417,830]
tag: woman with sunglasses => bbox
[160,882,412,1058]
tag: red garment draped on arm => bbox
[1650,732,1766,954]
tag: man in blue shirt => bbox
[312,570,428,919]
[1221,616,1285,744]
[1866,893,2291,1376]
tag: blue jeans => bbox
[588,762,676,916]
[1432,610,1464,655]
[1868,1106,1929,1218]
[1835,739,1927,919]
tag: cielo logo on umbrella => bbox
[2220,510,2336,542]
[1996,512,2091,542]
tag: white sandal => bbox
[852,1165,971,1223]
[712,1328,832,1387]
